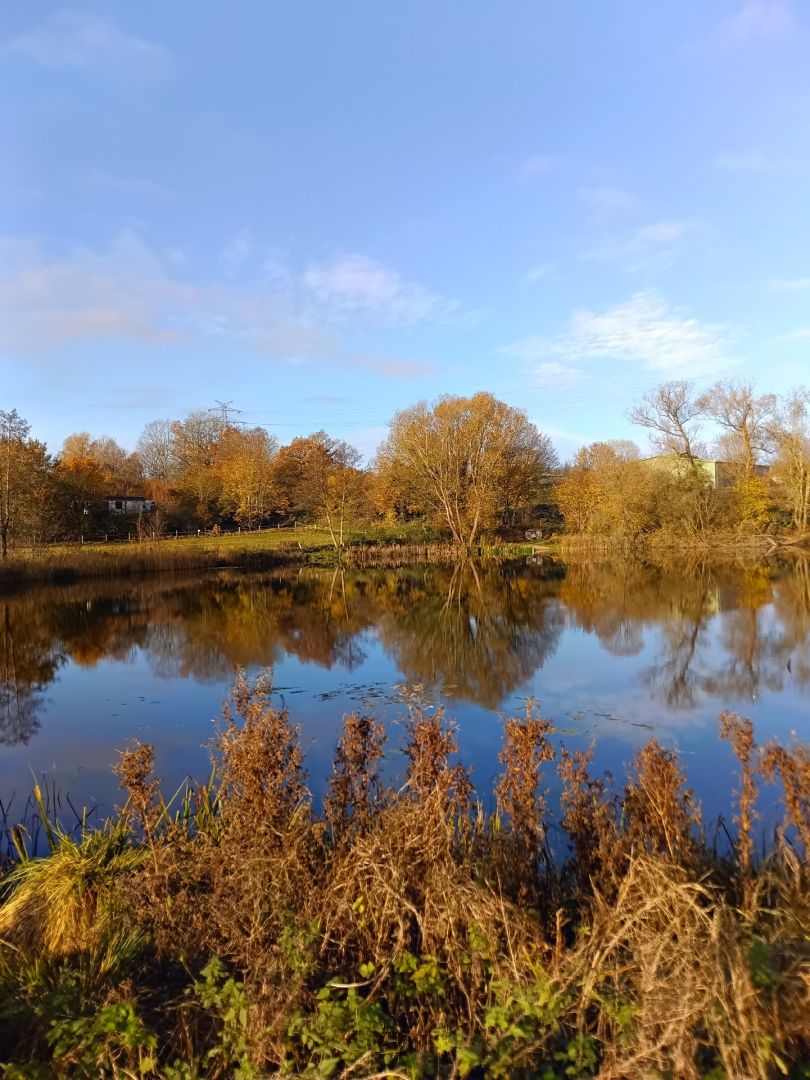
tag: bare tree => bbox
[136,420,178,481]
[698,380,776,474]
[628,380,704,463]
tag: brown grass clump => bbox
[401,694,472,816]
[558,743,620,900]
[493,704,554,902]
[622,739,701,865]
[216,670,309,836]
[324,712,387,842]
[4,682,810,1077]
[569,857,769,1080]
[719,711,759,885]
[762,739,810,855]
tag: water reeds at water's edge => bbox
[2,674,810,1077]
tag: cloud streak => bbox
[767,276,810,291]
[719,0,797,44]
[0,232,442,380]
[301,254,460,326]
[578,185,635,213]
[517,154,558,181]
[82,169,172,200]
[582,221,693,271]
[5,9,172,81]
[713,153,806,175]
[501,291,735,378]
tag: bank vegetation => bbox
[1,675,810,1077]
[2,379,810,568]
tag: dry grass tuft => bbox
[4,680,810,1076]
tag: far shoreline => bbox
[1,525,808,589]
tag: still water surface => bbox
[1,558,809,827]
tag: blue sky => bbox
[3,0,810,461]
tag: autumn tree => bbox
[555,441,660,538]
[628,380,704,463]
[375,393,557,548]
[769,389,810,531]
[170,409,231,524]
[218,426,279,528]
[0,410,50,557]
[60,432,142,494]
[274,431,365,550]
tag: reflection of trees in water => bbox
[561,557,810,709]
[0,600,65,746]
[141,570,370,681]
[376,562,565,709]
[771,560,810,687]
[2,557,809,742]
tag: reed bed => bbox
[1,679,810,1078]
[0,534,335,586]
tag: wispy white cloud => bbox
[780,327,810,341]
[719,0,797,44]
[82,169,172,199]
[524,263,555,284]
[713,152,806,174]
[501,291,734,378]
[518,154,558,181]
[767,276,810,291]
[0,232,440,380]
[532,361,586,387]
[301,253,460,326]
[577,185,635,213]
[222,229,254,273]
[582,220,692,272]
[5,9,172,81]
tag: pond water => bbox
[1,557,809,834]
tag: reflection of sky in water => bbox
[0,563,808,834]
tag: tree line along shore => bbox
[2,380,810,571]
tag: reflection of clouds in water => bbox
[1,558,809,769]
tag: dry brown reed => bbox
[558,743,620,900]
[762,740,810,855]
[622,739,701,866]
[719,712,758,883]
[324,712,387,842]
[493,704,554,902]
[4,676,810,1077]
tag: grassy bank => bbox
[1,676,809,1078]
[558,529,810,558]
[0,528,336,586]
[0,526,557,587]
